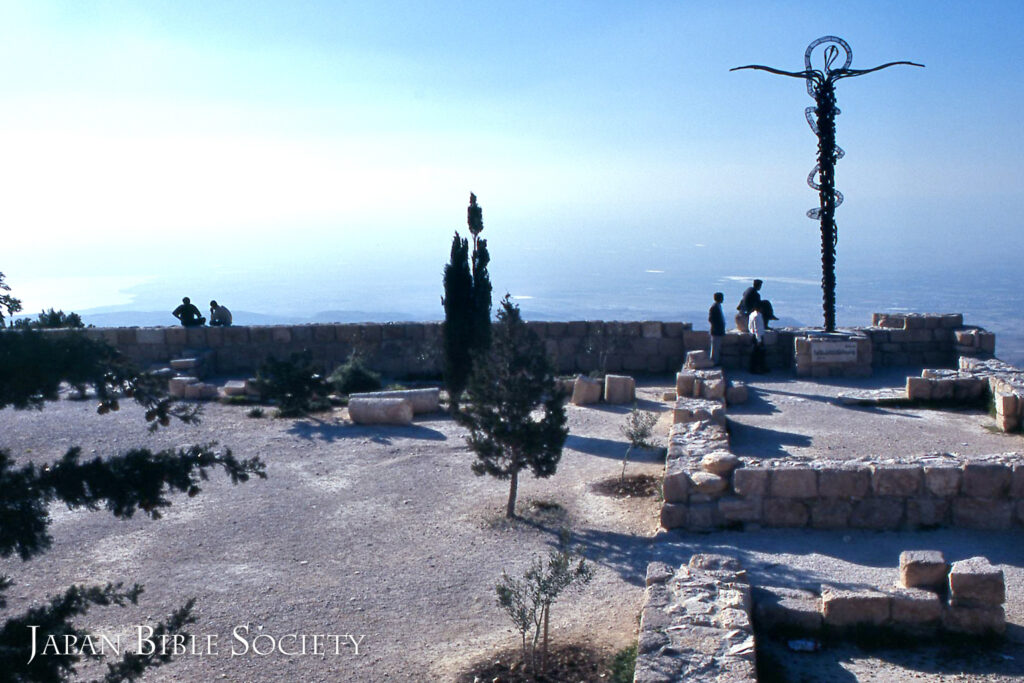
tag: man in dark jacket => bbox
[736,279,763,331]
[172,297,205,327]
[708,292,726,365]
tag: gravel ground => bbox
[2,369,1022,681]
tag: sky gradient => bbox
[1,1,1021,319]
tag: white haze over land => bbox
[1,1,1022,362]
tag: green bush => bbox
[609,644,637,683]
[254,350,329,417]
[12,308,84,329]
[328,353,382,396]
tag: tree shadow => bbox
[726,388,780,416]
[564,435,664,464]
[727,423,812,459]
[286,417,447,444]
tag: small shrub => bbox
[619,405,659,482]
[254,350,328,417]
[12,308,84,329]
[328,352,382,396]
[246,407,264,418]
[609,644,637,683]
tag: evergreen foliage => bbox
[0,290,266,681]
[12,308,84,329]
[457,296,567,518]
[328,351,382,396]
[254,350,329,417]
[0,271,22,327]
[619,406,659,482]
[441,193,492,411]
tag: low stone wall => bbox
[635,554,756,682]
[13,311,993,378]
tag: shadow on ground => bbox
[286,417,447,443]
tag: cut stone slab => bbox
[244,378,262,397]
[570,376,602,405]
[603,374,636,404]
[948,557,1005,606]
[684,350,715,370]
[821,586,891,628]
[169,376,198,398]
[942,604,1006,636]
[675,372,696,398]
[349,388,440,414]
[689,471,728,495]
[725,382,749,405]
[700,451,740,476]
[888,586,942,635]
[222,380,248,397]
[170,357,200,371]
[347,397,414,425]
[899,550,947,590]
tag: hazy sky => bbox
[1,1,1021,314]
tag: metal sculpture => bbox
[732,37,923,332]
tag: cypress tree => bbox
[457,296,567,518]
[468,193,492,353]
[442,233,473,409]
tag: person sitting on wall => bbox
[748,300,770,374]
[209,300,232,327]
[172,297,205,327]
[760,299,779,330]
[735,279,763,332]
[708,291,726,366]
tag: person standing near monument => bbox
[209,300,233,327]
[708,292,726,366]
[172,297,205,327]
[735,278,763,332]
[748,300,770,374]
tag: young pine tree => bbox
[457,296,567,518]
[441,193,492,411]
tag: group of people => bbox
[171,297,232,328]
[707,279,777,373]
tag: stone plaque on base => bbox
[810,340,858,364]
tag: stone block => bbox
[347,397,414,425]
[725,382,748,405]
[662,462,691,504]
[763,498,808,527]
[818,466,870,498]
[905,497,951,528]
[942,604,1006,636]
[690,471,728,496]
[701,378,726,401]
[603,374,636,404]
[271,327,291,344]
[170,357,200,371]
[931,379,954,400]
[810,499,853,528]
[701,451,739,476]
[168,376,197,398]
[685,502,716,531]
[899,550,947,590]
[753,586,822,634]
[675,372,696,397]
[684,350,714,370]
[165,327,187,346]
[821,586,890,628]
[923,466,961,497]
[733,467,768,497]
[850,498,904,529]
[640,321,662,338]
[644,562,674,586]
[953,498,1012,530]
[661,391,676,402]
[1012,464,1024,497]
[222,380,248,397]
[962,463,1011,498]
[769,468,817,498]
[135,328,166,345]
[660,503,688,529]
[718,496,762,523]
[994,392,1019,416]
[570,376,602,405]
[889,587,942,635]
[663,322,685,338]
[906,376,932,401]
[244,378,262,397]
[948,557,1005,606]
[871,464,922,497]
[349,388,440,414]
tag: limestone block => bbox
[997,412,1021,432]
[962,463,1011,498]
[645,562,674,587]
[690,471,728,496]
[701,378,726,401]
[347,397,414,425]
[889,587,942,635]
[349,389,440,414]
[948,557,1005,606]
[994,392,1019,416]
[818,466,870,498]
[899,550,947,590]
[662,462,691,504]
[170,358,200,371]
[717,496,762,523]
[169,376,197,398]
[271,327,291,344]
[732,467,768,497]
[135,328,166,345]
[640,321,662,338]
[821,586,891,628]
[905,497,951,529]
[660,503,688,529]
[753,586,822,634]
[953,498,1012,530]
[222,380,248,397]
[603,374,636,404]
[850,498,904,529]
[661,391,677,402]
[570,376,602,405]
[244,378,262,397]
[906,376,932,401]
[1012,464,1024,497]
[199,383,219,399]
[924,466,961,497]
[979,332,996,354]
[725,382,749,405]
[931,379,954,400]
[184,383,215,400]
[684,350,715,370]
[675,372,696,397]
[769,468,817,498]
[689,553,743,572]
[763,498,809,527]
[701,451,740,476]
[942,604,1006,636]
[871,464,922,497]
[810,499,853,529]
[685,502,716,530]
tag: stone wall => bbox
[635,554,756,682]
[17,311,991,378]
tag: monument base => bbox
[794,330,872,378]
